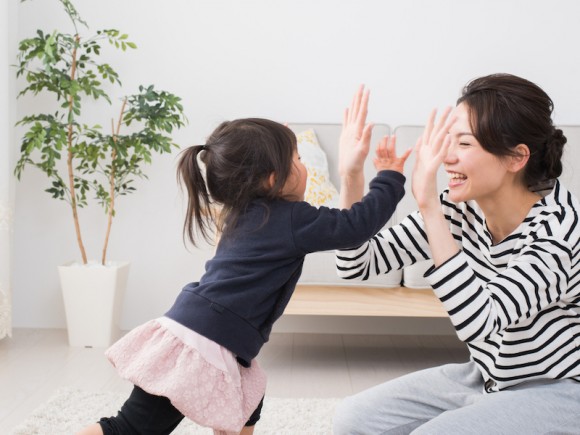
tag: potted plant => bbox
[14,0,186,346]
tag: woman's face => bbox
[444,103,511,204]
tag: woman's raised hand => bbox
[412,107,453,210]
[374,135,412,174]
[338,85,373,179]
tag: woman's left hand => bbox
[412,107,453,211]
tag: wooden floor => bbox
[0,328,469,433]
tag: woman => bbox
[333,74,580,434]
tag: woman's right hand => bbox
[338,85,373,209]
[338,85,373,179]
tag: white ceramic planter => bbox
[58,261,130,347]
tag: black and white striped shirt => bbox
[336,180,580,391]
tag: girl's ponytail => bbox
[177,145,213,246]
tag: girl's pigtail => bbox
[177,146,214,246]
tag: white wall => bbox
[11,0,580,332]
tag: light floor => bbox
[0,328,469,433]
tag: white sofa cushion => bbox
[296,128,340,208]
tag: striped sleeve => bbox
[335,211,432,281]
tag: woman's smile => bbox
[447,171,467,188]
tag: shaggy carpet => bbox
[12,388,340,434]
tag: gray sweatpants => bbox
[333,362,580,435]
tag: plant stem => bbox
[102,97,127,265]
[67,34,88,264]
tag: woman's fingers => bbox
[356,88,370,130]
[422,109,436,145]
[349,84,364,123]
[434,107,452,134]
[420,107,454,153]
[431,117,454,156]
[344,85,369,134]
[361,122,373,150]
[429,107,452,147]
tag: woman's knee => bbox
[333,395,365,435]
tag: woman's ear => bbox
[508,143,531,173]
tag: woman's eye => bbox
[459,142,471,147]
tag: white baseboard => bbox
[274,315,455,335]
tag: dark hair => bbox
[177,118,296,246]
[457,73,566,188]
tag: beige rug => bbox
[12,388,340,434]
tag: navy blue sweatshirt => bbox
[166,170,405,363]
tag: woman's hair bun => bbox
[543,127,566,180]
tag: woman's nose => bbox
[443,142,458,163]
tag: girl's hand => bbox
[338,85,372,179]
[373,135,412,174]
[412,108,453,211]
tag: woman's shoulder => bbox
[549,179,580,202]
[533,180,580,240]
[539,180,580,214]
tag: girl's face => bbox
[444,103,512,204]
[280,150,307,201]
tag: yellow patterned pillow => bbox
[296,129,339,208]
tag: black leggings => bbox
[99,385,264,435]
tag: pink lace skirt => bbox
[105,317,267,432]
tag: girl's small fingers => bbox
[386,134,397,154]
[376,135,388,157]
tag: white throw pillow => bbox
[296,129,340,208]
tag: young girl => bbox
[333,74,580,434]
[78,87,411,435]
